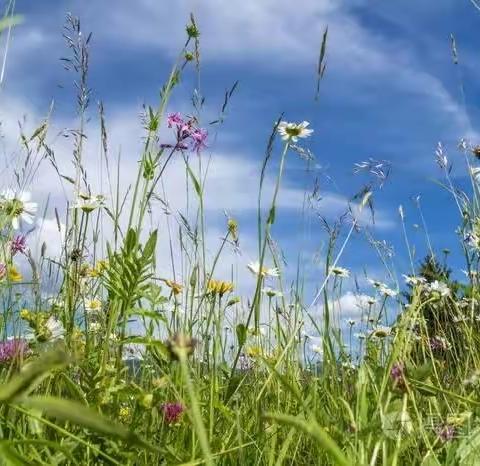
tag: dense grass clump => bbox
[3,10,480,466]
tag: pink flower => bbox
[11,235,27,256]
[0,339,30,364]
[167,112,184,128]
[161,402,184,424]
[190,128,208,153]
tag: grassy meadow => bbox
[2,7,480,466]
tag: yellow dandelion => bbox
[164,279,183,295]
[8,266,22,282]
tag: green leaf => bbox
[186,163,202,197]
[263,412,350,466]
[0,350,69,403]
[20,396,157,452]
[236,324,247,346]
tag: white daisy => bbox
[380,285,398,298]
[428,280,450,298]
[71,194,105,213]
[247,260,279,278]
[1,189,38,230]
[403,274,426,286]
[262,287,283,298]
[84,298,102,312]
[311,344,323,355]
[277,121,313,142]
[372,325,392,338]
[368,278,387,289]
[329,266,350,278]
[45,316,65,341]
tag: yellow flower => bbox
[8,266,22,282]
[227,218,238,241]
[20,308,31,320]
[207,279,234,296]
[88,260,108,278]
[164,279,183,295]
[246,346,262,358]
[119,406,131,422]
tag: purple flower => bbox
[437,424,455,442]
[0,339,29,364]
[390,362,405,388]
[11,235,27,256]
[167,112,184,128]
[161,402,184,424]
[190,128,208,153]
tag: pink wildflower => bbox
[11,235,27,256]
[167,112,184,128]
[161,402,184,424]
[190,127,208,153]
[0,339,29,364]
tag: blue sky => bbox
[1,0,480,321]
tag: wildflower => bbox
[403,275,426,287]
[163,279,183,295]
[0,190,37,230]
[165,333,196,360]
[366,298,377,308]
[227,217,238,241]
[247,260,279,278]
[436,425,455,442]
[190,127,208,153]
[161,402,184,424]
[89,322,101,333]
[329,266,350,278]
[119,406,131,422]
[427,280,450,298]
[11,235,27,256]
[390,362,406,390]
[311,344,323,355]
[87,260,108,278]
[246,346,262,358]
[84,299,102,312]
[0,339,29,364]
[71,194,105,213]
[7,266,22,282]
[368,278,386,289]
[277,121,313,142]
[207,279,234,296]
[262,287,283,298]
[239,353,253,371]
[379,285,398,298]
[372,326,392,338]
[167,112,184,128]
[44,316,65,342]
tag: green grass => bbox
[1,9,480,466]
